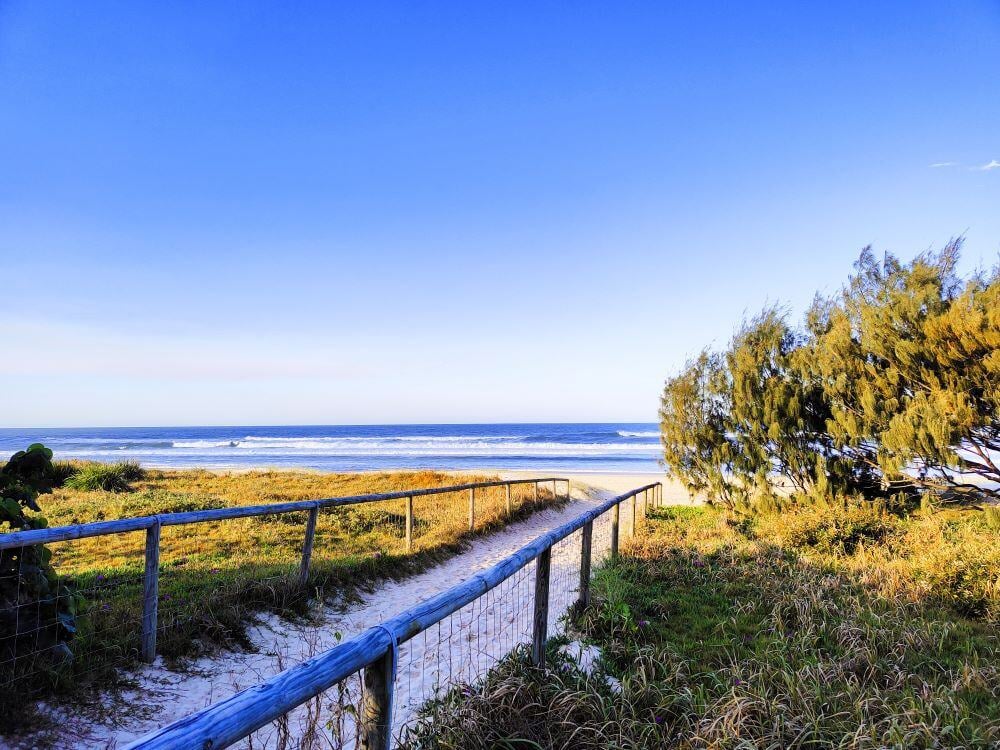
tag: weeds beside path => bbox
[404,504,1000,749]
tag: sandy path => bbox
[26,477,666,749]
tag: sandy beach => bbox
[504,470,697,505]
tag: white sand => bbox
[21,472,691,750]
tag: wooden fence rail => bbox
[0,476,569,665]
[125,482,661,750]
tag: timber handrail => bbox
[125,481,663,750]
[0,477,569,549]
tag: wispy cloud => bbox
[929,160,1000,171]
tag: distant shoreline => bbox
[1,422,663,475]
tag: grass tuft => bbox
[62,461,146,492]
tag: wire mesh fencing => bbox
[0,477,568,720]
[126,482,663,750]
[1,528,148,700]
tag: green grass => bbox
[403,503,1000,749]
[1,467,561,731]
[61,460,145,492]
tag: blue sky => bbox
[2,1,999,427]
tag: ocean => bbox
[0,423,662,474]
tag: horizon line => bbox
[0,419,659,431]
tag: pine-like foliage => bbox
[660,239,999,508]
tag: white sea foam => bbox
[24,426,663,471]
[172,440,240,448]
[240,435,522,444]
[66,440,660,458]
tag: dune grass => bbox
[61,460,145,492]
[403,502,1000,749]
[3,467,560,730]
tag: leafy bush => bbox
[64,461,145,492]
[0,445,83,684]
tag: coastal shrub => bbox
[64,460,145,492]
[660,239,1000,508]
[0,445,83,709]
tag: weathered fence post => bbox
[141,520,161,664]
[468,488,475,532]
[359,648,394,750]
[532,547,551,667]
[578,520,593,611]
[552,479,557,503]
[610,502,620,561]
[506,483,512,516]
[299,505,319,586]
[631,494,637,535]
[405,495,414,552]
[534,481,539,502]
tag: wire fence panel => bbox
[1,529,147,700]
[155,510,310,660]
[126,482,660,750]
[394,561,536,739]
[246,667,366,750]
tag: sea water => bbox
[0,423,662,473]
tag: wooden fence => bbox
[0,476,569,666]
[125,481,664,750]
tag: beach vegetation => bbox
[62,460,145,492]
[660,239,1000,511]
[0,444,84,719]
[405,503,1000,748]
[0,464,559,730]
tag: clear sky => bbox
[2,1,999,427]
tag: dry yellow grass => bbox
[6,467,560,726]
